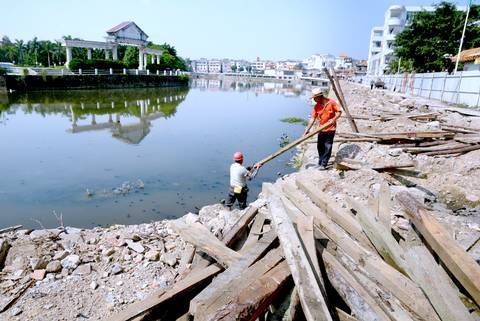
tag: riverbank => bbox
[1,81,479,320]
[3,74,188,91]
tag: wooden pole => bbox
[254,119,334,168]
[324,68,359,133]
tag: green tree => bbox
[123,46,139,68]
[231,64,237,72]
[391,2,480,72]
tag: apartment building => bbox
[367,5,437,76]
[303,54,336,70]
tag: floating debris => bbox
[85,179,146,199]
[278,133,290,148]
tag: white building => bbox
[251,59,267,72]
[303,54,336,70]
[367,5,437,75]
[335,55,353,70]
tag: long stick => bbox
[255,119,334,169]
[324,68,359,133]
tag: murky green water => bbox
[0,79,310,228]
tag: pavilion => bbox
[62,21,163,70]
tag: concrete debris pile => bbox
[0,206,244,321]
[102,171,480,321]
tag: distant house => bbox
[106,21,149,46]
[452,47,480,71]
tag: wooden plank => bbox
[221,206,258,247]
[190,228,277,315]
[376,182,391,229]
[422,144,480,156]
[195,248,285,321]
[293,179,374,250]
[171,220,242,268]
[104,264,222,321]
[267,190,333,321]
[348,197,408,274]
[396,191,480,306]
[350,197,472,320]
[322,251,391,321]
[202,260,291,321]
[324,68,359,133]
[241,211,266,250]
[281,188,440,321]
[0,225,22,234]
[297,215,321,278]
[403,240,475,321]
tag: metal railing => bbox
[5,67,186,77]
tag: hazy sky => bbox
[1,0,464,60]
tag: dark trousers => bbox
[317,131,336,166]
[225,186,248,210]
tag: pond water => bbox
[0,78,311,228]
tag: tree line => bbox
[0,35,187,71]
[388,1,480,73]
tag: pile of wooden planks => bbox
[106,179,480,321]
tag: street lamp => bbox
[454,0,473,74]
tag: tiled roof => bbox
[106,21,132,33]
[452,47,480,62]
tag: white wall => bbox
[359,71,480,107]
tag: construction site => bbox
[1,74,480,321]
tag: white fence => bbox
[360,71,480,108]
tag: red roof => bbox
[106,21,133,33]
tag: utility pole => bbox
[455,0,472,74]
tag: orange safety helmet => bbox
[233,151,244,161]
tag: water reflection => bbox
[0,81,308,229]
[3,88,189,144]
[190,78,309,97]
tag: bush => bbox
[0,67,6,76]
[69,58,126,71]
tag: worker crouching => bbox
[225,152,260,210]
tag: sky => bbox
[0,0,464,61]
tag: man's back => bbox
[230,162,247,187]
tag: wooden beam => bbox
[171,220,242,268]
[324,68,359,133]
[104,264,222,321]
[293,179,374,250]
[281,188,440,321]
[221,206,259,247]
[190,228,277,316]
[268,190,333,321]
[0,225,22,234]
[322,251,391,321]
[194,248,285,321]
[396,191,480,306]
[402,238,475,321]
[202,260,291,321]
[348,197,408,274]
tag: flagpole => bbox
[454,0,472,74]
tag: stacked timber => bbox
[105,178,480,321]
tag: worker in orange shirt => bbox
[303,87,342,170]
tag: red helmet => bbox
[233,151,244,161]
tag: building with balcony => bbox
[367,5,437,75]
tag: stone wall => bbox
[4,75,188,91]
